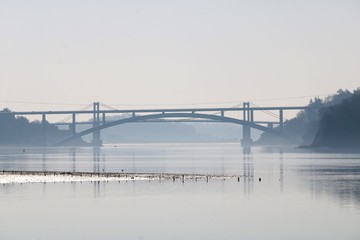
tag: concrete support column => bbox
[102,113,106,125]
[279,109,284,133]
[241,102,252,146]
[70,113,76,135]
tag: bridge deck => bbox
[2,106,308,116]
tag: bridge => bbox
[4,102,308,147]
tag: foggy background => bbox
[1,0,359,114]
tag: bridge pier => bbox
[279,109,284,133]
[102,113,106,125]
[42,114,47,147]
[70,113,76,135]
[92,102,102,147]
[241,102,253,146]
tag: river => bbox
[0,143,359,239]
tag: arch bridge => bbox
[6,102,308,147]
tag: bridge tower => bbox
[241,102,253,146]
[92,102,102,147]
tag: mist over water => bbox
[1,143,360,239]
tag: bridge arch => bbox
[54,112,285,146]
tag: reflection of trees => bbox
[302,166,360,207]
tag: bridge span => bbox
[4,102,308,147]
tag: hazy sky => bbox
[1,0,359,111]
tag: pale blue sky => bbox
[1,0,359,111]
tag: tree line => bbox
[311,89,360,148]
[256,88,360,148]
[0,109,84,146]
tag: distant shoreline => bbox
[298,144,360,152]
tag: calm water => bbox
[0,143,360,239]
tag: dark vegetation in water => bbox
[0,108,85,146]
[256,89,358,147]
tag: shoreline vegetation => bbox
[0,108,87,146]
[0,170,240,184]
[256,88,360,149]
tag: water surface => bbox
[0,143,359,239]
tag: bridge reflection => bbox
[33,146,286,198]
[241,147,285,195]
[243,147,254,195]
